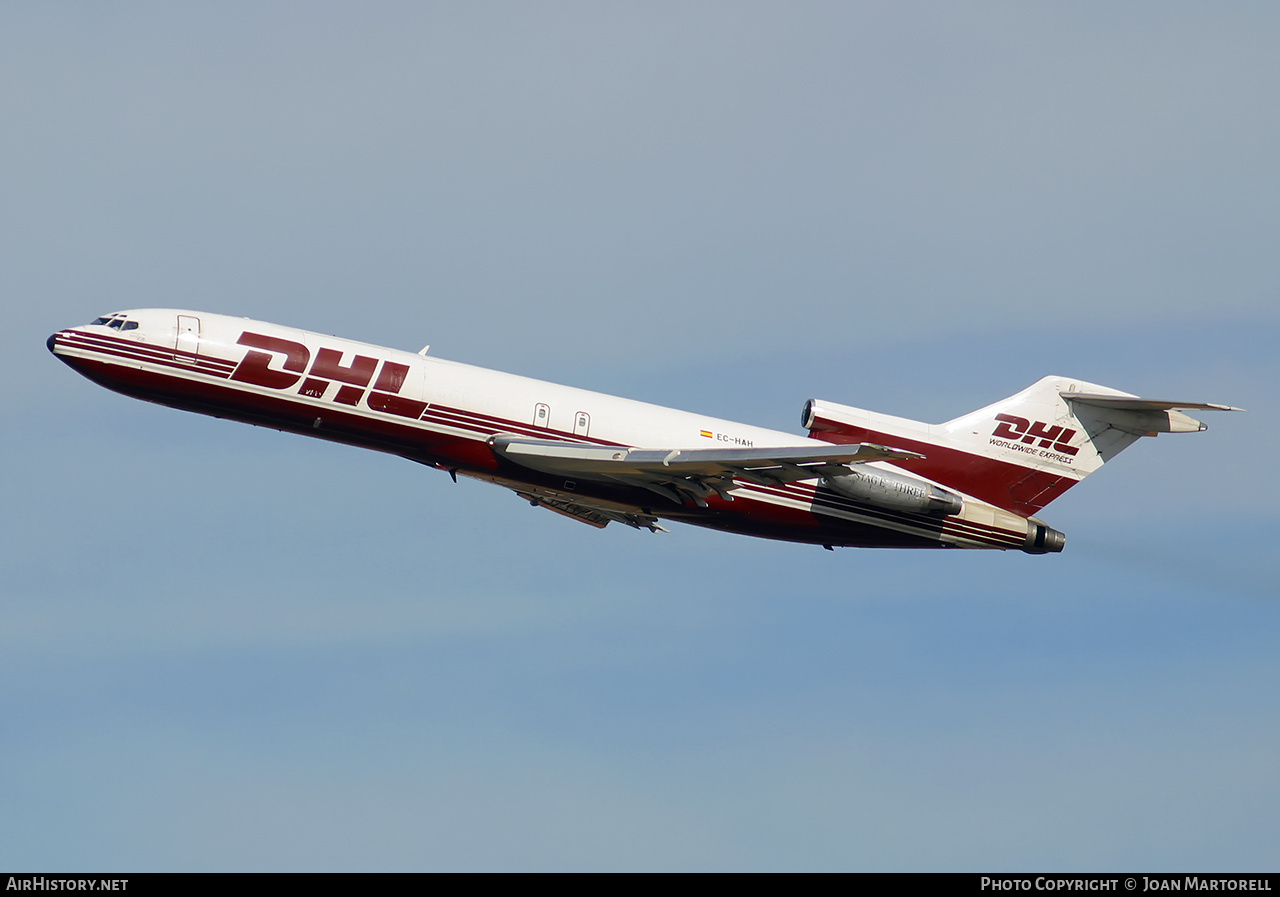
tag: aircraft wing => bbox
[489,435,923,507]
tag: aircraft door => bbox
[175,315,200,362]
[533,403,551,429]
[573,411,591,437]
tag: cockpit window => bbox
[90,314,134,330]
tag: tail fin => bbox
[803,376,1241,518]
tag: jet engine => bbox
[822,467,964,517]
[1022,522,1066,554]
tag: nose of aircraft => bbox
[47,332,59,354]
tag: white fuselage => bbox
[49,308,1051,552]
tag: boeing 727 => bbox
[48,310,1240,554]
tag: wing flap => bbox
[515,490,668,533]
[490,435,923,507]
[490,435,920,480]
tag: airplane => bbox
[47,309,1241,554]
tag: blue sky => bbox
[3,2,1277,871]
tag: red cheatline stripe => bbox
[736,479,1024,547]
[815,491,1024,546]
[63,344,232,379]
[419,407,562,441]
[59,331,234,371]
[801,483,1025,544]
[732,480,995,546]
[57,334,234,378]
[418,410,494,437]
[422,402,626,447]
[425,401,626,447]
[941,520,1024,547]
[60,331,237,370]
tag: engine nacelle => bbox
[823,467,964,517]
[1022,522,1066,554]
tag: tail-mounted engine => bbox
[822,467,964,517]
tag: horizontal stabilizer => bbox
[1061,393,1244,413]
[1061,392,1243,435]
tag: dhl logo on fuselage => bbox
[229,331,427,419]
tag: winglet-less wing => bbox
[488,435,922,507]
[489,436,920,479]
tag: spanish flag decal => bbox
[700,430,713,438]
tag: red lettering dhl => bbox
[231,332,427,419]
[230,332,310,389]
[992,414,1078,456]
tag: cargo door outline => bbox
[176,315,200,363]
